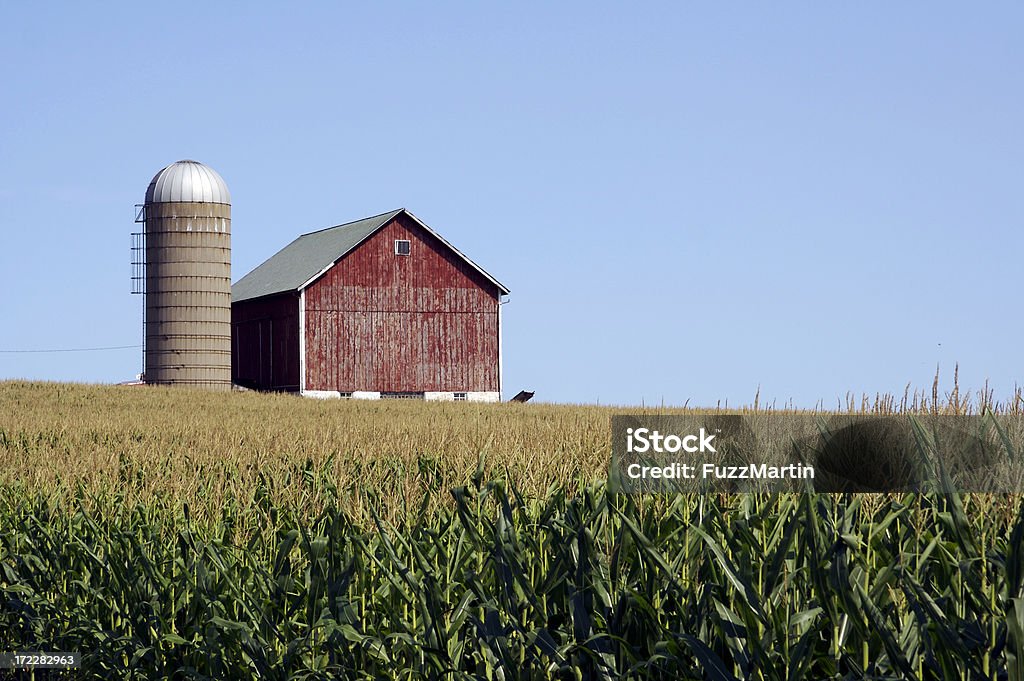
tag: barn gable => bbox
[232,208,508,303]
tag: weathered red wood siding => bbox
[231,293,300,391]
[304,214,501,393]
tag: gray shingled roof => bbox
[232,209,401,303]
[232,208,509,303]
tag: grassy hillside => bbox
[0,381,621,528]
[2,379,1019,527]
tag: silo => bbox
[142,160,231,389]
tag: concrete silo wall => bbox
[144,201,231,389]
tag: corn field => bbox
[2,380,1024,679]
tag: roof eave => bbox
[231,289,300,305]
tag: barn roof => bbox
[232,208,509,303]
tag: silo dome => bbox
[145,159,231,204]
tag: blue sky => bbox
[1,3,1020,407]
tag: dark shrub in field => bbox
[810,417,924,492]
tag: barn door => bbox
[258,319,272,388]
[235,318,274,389]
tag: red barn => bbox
[231,209,509,401]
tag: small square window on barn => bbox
[395,239,411,256]
[454,392,467,401]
